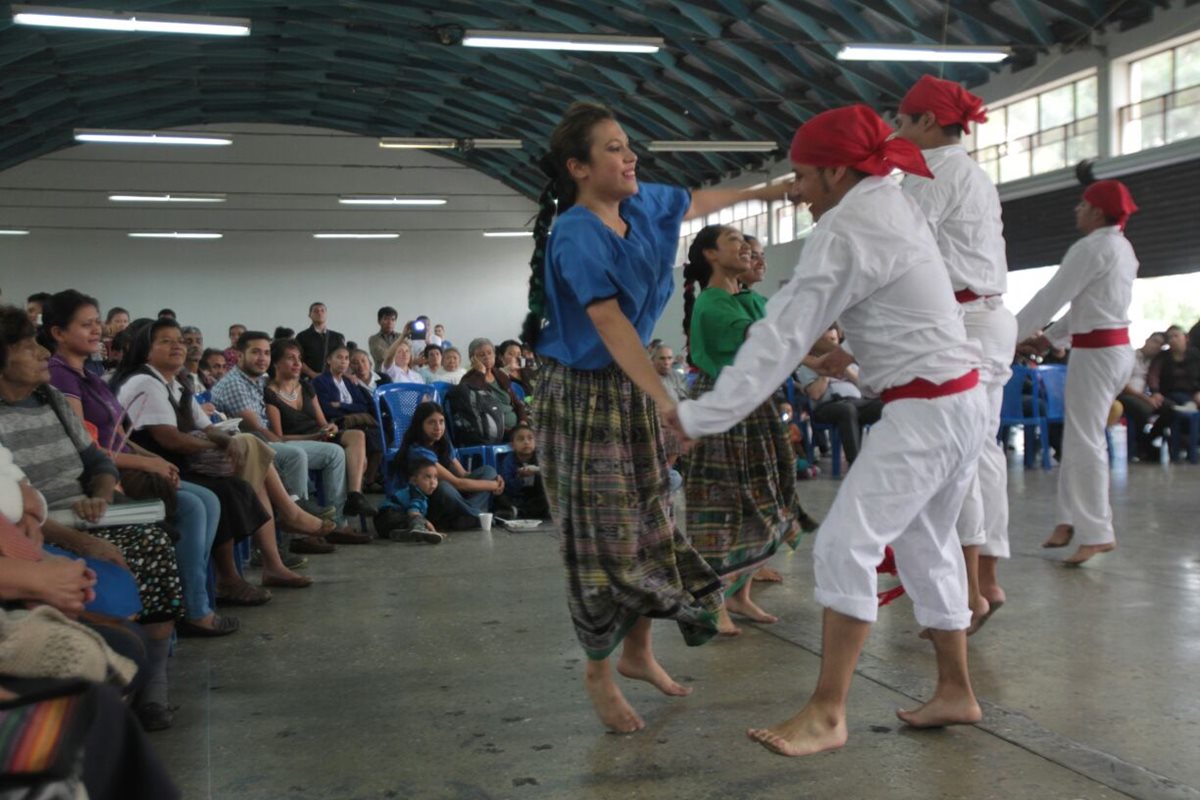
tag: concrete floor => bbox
[154,459,1200,800]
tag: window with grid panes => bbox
[676,191,769,260]
[1122,36,1200,154]
[967,74,1098,184]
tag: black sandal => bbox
[177,615,241,637]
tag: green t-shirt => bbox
[736,289,767,318]
[689,287,764,378]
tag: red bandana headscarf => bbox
[899,75,989,134]
[1082,180,1138,230]
[789,104,932,179]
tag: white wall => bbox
[0,123,539,350]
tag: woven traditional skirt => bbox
[535,359,723,660]
[684,373,801,595]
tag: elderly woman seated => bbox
[0,306,187,731]
[268,340,378,517]
[452,337,528,442]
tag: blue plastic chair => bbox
[1038,365,1068,423]
[441,393,513,470]
[510,382,526,404]
[373,382,441,493]
[999,365,1051,470]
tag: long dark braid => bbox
[681,224,728,360]
[522,102,616,348]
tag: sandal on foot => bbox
[216,582,272,607]
[178,615,241,637]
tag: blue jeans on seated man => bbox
[269,440,348,522]
[429,466,497,530]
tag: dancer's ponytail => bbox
[522,102,615,348]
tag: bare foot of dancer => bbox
[725,593,780,624]
[1042,524,1074,548]
[1063,542,1115,566]
[746,704,848,757]
[584,668,645,734]
[716,606,742,637]
[896,689,982,729]
[753,567,783,583]
[616,652,693,697]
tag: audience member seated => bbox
[419,343,448,383]
[101,306,130,367]
[1147,324,1200,445]
[272,326,294,341]
[497,339,530,394]
[368,306,401,367]
[224,324,246,370]
[267,341,377,518]
[374,448,446,544]
[198,348,227,390]
[653,344,688,402]
[1118,331,1166,460]
[430,322,447,348]
[497,423,549,519]
[157,309,176,321]
[209,331,366,544]
[25,292,52,326]
[178,326,205,395]
[437,347,467,385]
[456,338,528,439]
[0,306,184,731]
[349,348,387,392]
[41,290,237,637]
[380,338,425,384]
[112,318,326,592]
[295,302,346,380]
[795,324,883,466]
[397,402,503,530]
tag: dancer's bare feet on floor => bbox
[726,594,779,624]
[716,606,742,637]
[616,652,693,697]
[746,705,848,757]
[1063,542,1115,566]
[584,674,645,734]
[1042,524,1074,548]
[753,567,783,583]
[896,690,982,729]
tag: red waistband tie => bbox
[880,370,979,405]
[1071,327,1129,349]
[953,289,999,304]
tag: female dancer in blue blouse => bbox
[524,102,788,733]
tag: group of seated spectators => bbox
[1119,325,1200,460]
[2,290,550,775]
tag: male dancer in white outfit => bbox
[1015,180,1139,565]
[667,105,988,757]
[896,75,1018,630]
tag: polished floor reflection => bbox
[154,459,1200,800]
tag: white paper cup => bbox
[479,512,494,532]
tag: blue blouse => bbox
[536,182,691,370]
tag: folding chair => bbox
[999,365,1051,470]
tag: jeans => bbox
[270,440,348,521]
[175,481,220,621]
[429,466,496,530]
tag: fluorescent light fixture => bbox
[313,233,400,239]
[12,5,250,36]
[379,137,457,150]
[337,196,447,206]
[0,229,30,235]
[462,30,662,54]
[128,231,222,239]
[647,140,778,153]
[837,43,1011,63]
[109,193,227,203]
[469,139,523,150]
[483,230,533,238]
[76,129,232,146]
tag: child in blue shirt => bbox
[497,423,549,519]
[376,448,446,544]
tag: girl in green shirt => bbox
[682,225,802,636]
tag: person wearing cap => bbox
[1015,180,1140,565]
[895,75,1018,631]
[666,104,988,757]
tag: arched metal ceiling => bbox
[0,0,1166,198]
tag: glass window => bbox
[1132,50,1173,103]
[1178,40,1200,90]
[1122,36,1200,154]
[1040,84,1075,129]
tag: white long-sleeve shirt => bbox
[0,443,46,525]
[677,176,981,437]
[1015,226,1139,348]
[902,144,1008,298]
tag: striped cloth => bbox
[0,391,95,509]
[535,359,722,660]
[0,690,84,779]
[684,372,801,595]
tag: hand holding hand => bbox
[661,406,695,453]
[34,556,97,616]
[492,476,506,495]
